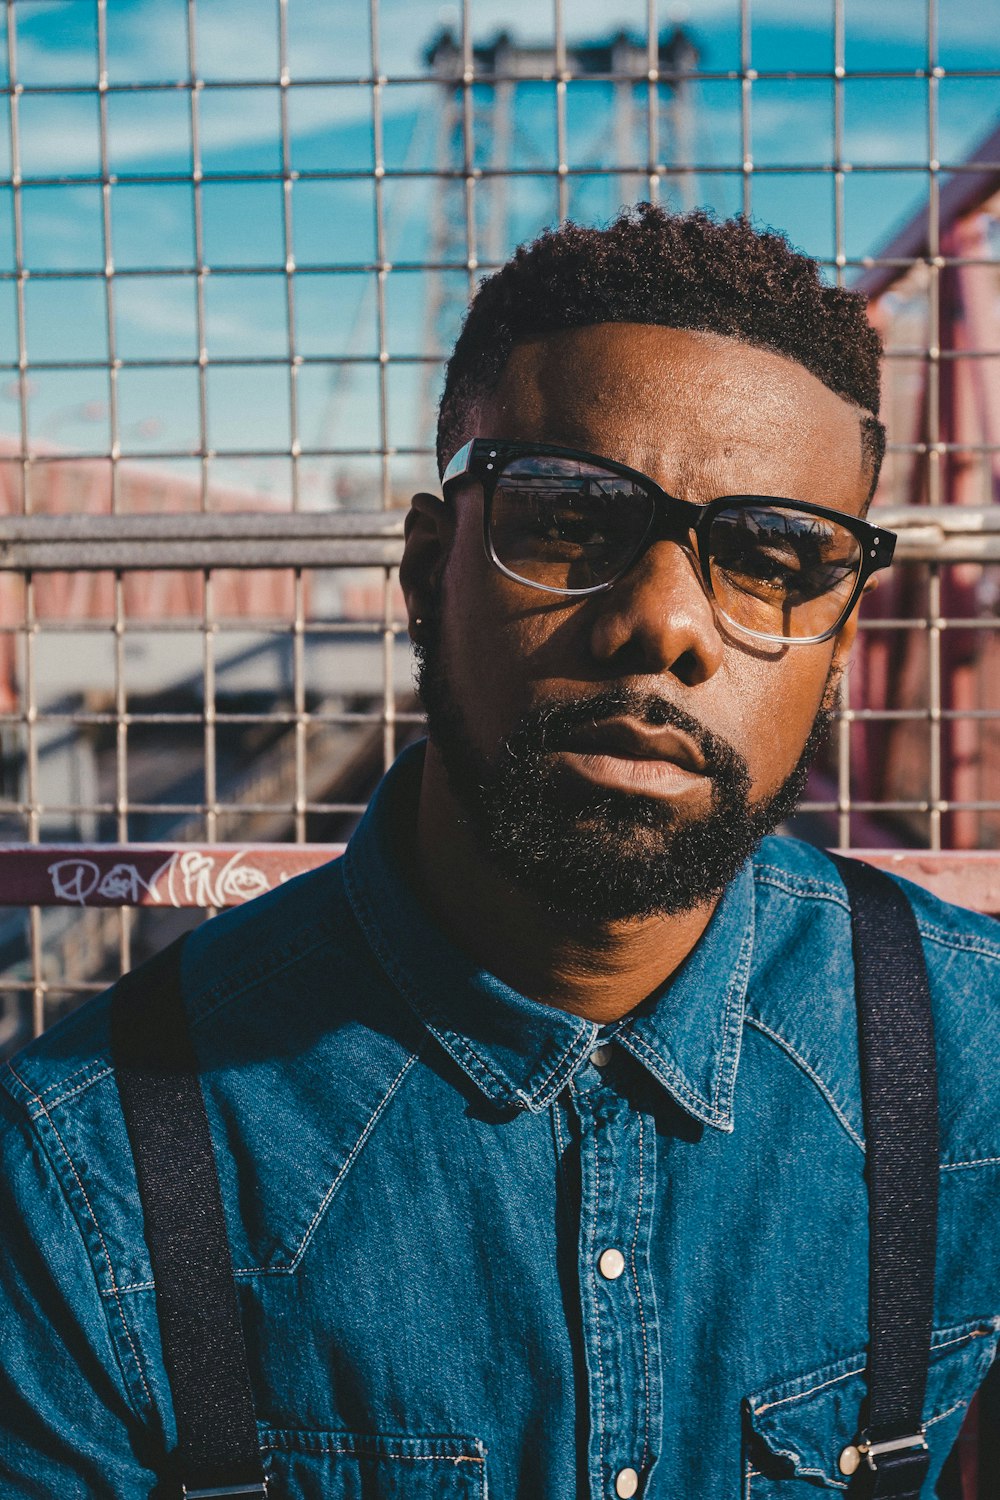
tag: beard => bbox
[414,620,838,925]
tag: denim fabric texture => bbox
[1,741,998,1498]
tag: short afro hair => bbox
[436,204,885,498]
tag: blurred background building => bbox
[0,0,999,1053]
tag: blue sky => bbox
[1,0,998,506]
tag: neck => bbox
[412,743,718,1024]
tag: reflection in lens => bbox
[708,504,862,640]
[490,456,653,592]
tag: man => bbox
[1,206,997,1498]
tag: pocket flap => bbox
[746,1318,1000,1488]
[258,1430,489,1499]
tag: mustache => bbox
[503,686,748,784]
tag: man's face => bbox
[405,323,872,922]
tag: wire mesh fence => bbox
[0,0,999,1051]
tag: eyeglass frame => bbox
[440,437,897,645]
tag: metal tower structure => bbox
[418,26,701,448]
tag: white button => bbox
[590,1045,612,1067]
[838,1446,862,1476]
[599,1247,626,1280]
[615,1468,640,1498]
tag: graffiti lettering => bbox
[46,848,301,908]
[98,861,166,905]
[48,858,101,905]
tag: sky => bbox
[0,0,998,507]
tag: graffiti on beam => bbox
[47,849,282,909]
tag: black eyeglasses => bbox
[441,438,896,645]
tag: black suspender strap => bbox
[111,938,268,1499]
[829,854,939,1500]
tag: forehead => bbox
[480,323,869,513]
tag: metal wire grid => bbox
[0,0,998,487]
[0,567,418,1042]
[0,0,997,1047]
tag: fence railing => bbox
[0,500,999,568]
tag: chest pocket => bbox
[258,1430,488,1499]
[743,1318,999,1494]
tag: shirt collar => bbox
[343,742,753,1132]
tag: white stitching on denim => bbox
[941,1155,1000,1170]
[615,873,751,1128]
[346,850,594,1111]
[913,922,1000,959]
[752,1325,994,1421]
[259,1440,485,1461]
[930,1325,997,1351]
[36,1058,110,1097]
[753,866,848,904]
[7,1060,153,1410]
[713,901,754,1116]
[756,860,1000,959]
[512,1028,594,1107]
[590,1105,607,1485]
[32,1067,113,1114]
[805,1468,847,1490]
[103,1280,156,1296]
[622,1032,728,1126]
[753,1361,866,1414]
[926,1397,970,1427]
[545,1035,597,1094]
[743,1015,865,1152]
[632,1114,651,1473]
[232,1045,421,1275]
[343,862,512,1102]
[551,1098,572,1210]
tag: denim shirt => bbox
[1,742,998,1499]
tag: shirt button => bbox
[615,1468,640,1498]
[590,1045,612,1067]
[598,1247,626,1280]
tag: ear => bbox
[400,491,453,638]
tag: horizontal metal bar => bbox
[0,506,996,571]
[3,844,998,912]
[873,506,1000,562]
[0,255,996,283]
[3,66,999,93]
[0,439,991,466]
[0,445,435,462]
[0,510,406,570]
[0,354,446,373]
[7,160,1000,189]
[0,346,994,375]
[0,844,345,907]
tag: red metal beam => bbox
[0,844,346,911]
[856,120,1000,301]
[0,844,997,913]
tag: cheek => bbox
[437,518,537,724]
[725,649,835,798]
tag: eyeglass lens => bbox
[489,455,864,641]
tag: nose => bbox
[587,537,725,686]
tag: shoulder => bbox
[1,858,351,1124]
[1,855,422,1280]
[751,832,1000,966]
[746,835,1000,1167]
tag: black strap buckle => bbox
[182,1483,269,1498]
[860,1429,928,1472]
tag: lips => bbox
[553,717,707,775]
